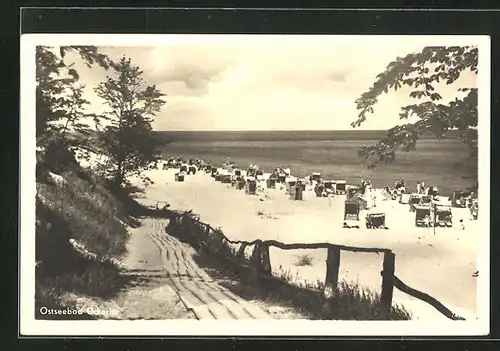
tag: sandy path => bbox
[136,169,479,321]
[146,218,273,320]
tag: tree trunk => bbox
[113,154,126,187]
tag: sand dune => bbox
[132,168,479,321]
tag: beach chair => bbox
[237,177,246,190]
[175,173,185,182]
[435,205,453,227]
[323,181,334,191]
[297,180,306,191]
[365,213,388,229]
[409,193,423,212]
[452,190,470,208]
[245,179,257,195]
[311,172,321,182]
[266,177,276,189]
[289,185,303,200]
[286,180,297,194]
[344,200,360,221]
[343,200,360,228]
[415,205,432,227]
[220,174,231,183]
[399,193,410,204]
[336,181,347,195]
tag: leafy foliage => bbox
[36,46,110,145]
[94,56,166,187]
[36,46,111,172]
[353,46,478,176]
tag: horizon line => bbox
[152,129,388,132]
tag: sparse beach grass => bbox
[294,254,314,267]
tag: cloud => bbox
[328,71,347,82]
[150,62,225,96]
[69,37,478,131]
[147,46,235,96]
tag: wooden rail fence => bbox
[158,205,465,321]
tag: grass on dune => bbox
[274,267,411,320]
[37,170,130,258]
[35,159,133,319]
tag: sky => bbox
[62,36,477,131]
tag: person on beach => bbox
[422,213,432,227]
[459,219,465,230]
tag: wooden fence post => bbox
[251,243,262,269]
[236,243,247,261]
[185,215,191,237]
[213,232,224,256]
[260,244,272,275]
[185,215,191,236]
[244,243,262,285]
[380,251,396,319]
[324,247,341,296]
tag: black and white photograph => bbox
[20,34,490,336]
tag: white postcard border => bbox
[19,34,491,336]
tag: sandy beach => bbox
[133,168,479,321]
